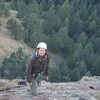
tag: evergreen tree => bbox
[58,62,70,82]
[82,42,95,71]
[7,18,23,40]
[75,43,83,54]
[49,66,61,82]
[88,20,97,37]
[85,71,92,76]
[16,47,24,58]
[93,38,100,53]
[56,0,72,22]
[3,7,10,17]
[70,67,81,81]
[0,0,9,17]
[77,60,87,77]
[69,12,84,38]
[0,48,28,79]
[77,32,88,46]
[93,56,100,75]
[67,55,77,70]
[79,2,89,21]
[43,10,61,35]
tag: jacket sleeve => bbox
[44,56,50,76]
[26,55,34,83]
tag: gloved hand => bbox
[44,76,48,81]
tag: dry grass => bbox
[0,10,33,64]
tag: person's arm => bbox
[26,56,34,86]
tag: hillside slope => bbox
[0,10,63,66]
[0,10,34,64]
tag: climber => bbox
[26,42,50,96]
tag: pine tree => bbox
[56,0,72,22]
[7,18,23,40]
[77,60,87,77]
[82,42,95,71]
[69,12,84,38]
[0,0,10,17]
[4,7,10,17]
[75,43,83,54]
[49,66,61,82]
[93,56,100,75]
[88,20,96,37]
[58,62,70,82]
[77,32,88,46]
[43,9,61,35]
[67,55,77,70]
[79,2,89,21]
[16,47,24,59]
[93,38,100,53]
[70,67,81,81]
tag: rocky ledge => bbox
[0,76,100,100]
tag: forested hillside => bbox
[0,0,100,82]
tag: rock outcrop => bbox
[0,76,100,100]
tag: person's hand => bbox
[44,76,48,81]
[28,82,32,88]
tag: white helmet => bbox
[37,42,47,49]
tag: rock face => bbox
[0,76,100,100]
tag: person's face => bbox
[38,48,46,56]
